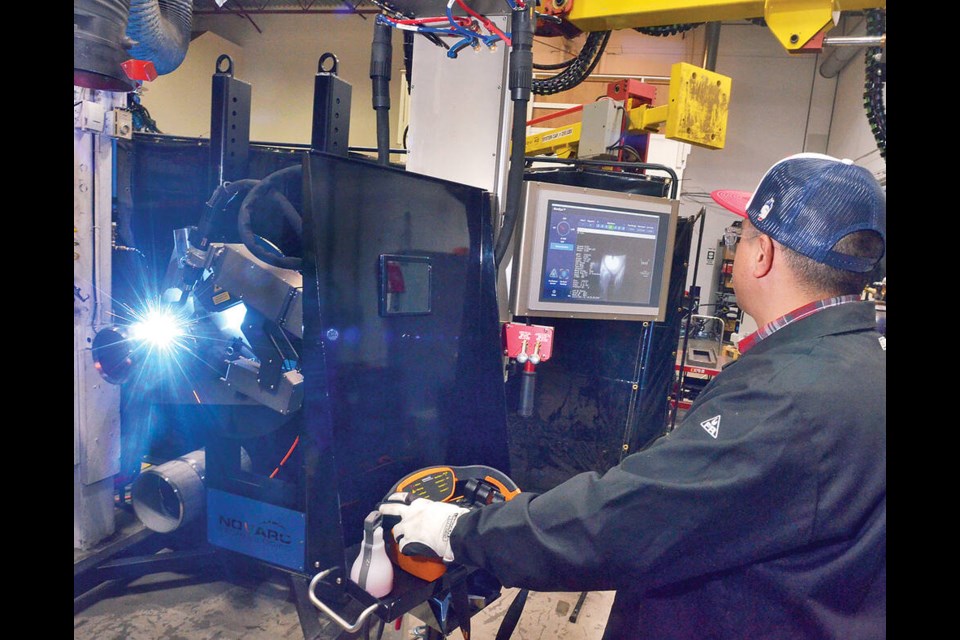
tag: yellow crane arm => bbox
[525,122,583,157]
[561,0,886,51]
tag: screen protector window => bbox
[541,200,663,306]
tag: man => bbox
[380,153,886,639]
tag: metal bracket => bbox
[307,569,380,634]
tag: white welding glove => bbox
[379,492,469,562]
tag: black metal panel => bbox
[301,151,510,571]
[506,215,694,493]
[632,214,695,445]
[209,61,252,192]
[506,373,637,491]
[311,57,352,155]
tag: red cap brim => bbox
[710,189,752,218]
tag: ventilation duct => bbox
[74,0,194,92]
[126,0,194,76]
[74,0,136,92]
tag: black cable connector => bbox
[371,20,393,165]
[509,5,533,102]
[370,19,393,110]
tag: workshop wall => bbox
[141,12,405,150]
[138,31,243,138]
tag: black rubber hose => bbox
[237,166,303,270]
[518,368,536,417]
[533,56,576,71]
[189,178,256,254]
[255,189,304,236]
[375,109,391,164]
[494,4,535,268]
[524,156,680,199]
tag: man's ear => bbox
[753,235,775,278]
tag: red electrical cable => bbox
[397,15,471,27]
[269,435,300,479]
[455,0,512,46]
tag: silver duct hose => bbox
[126,0,194,76]
[131,447,251,533]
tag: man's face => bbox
[730,218,762,310]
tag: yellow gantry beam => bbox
[526,121,583,157]
[565,0,886,51]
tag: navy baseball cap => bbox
[711,153,885,273]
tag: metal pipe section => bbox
[131,448,251,533]
[132,449,206,533]
[702,22,721,71]
[822,35,884,47]
[819,18,868,79]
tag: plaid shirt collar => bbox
[737,295,862,354]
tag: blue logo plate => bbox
[207,488,306,572]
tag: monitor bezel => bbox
[510,181,679,322]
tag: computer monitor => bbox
[510,180,679,322]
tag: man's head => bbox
[712,153,885,299]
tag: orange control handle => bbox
[383,464,521,581]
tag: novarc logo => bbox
[218,516,292,545]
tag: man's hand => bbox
[378,492,469,562]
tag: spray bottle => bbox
[349,510,394,598]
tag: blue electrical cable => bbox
[375,13,464,39]
[445,6,481,43]
[447,37,475,58]
[375,2,509,51]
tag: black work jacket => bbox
[451,301,886,639]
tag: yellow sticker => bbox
[212,291,231,305]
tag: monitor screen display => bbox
[511,181,678,322]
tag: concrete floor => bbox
[74,578,613,640]
[74,510,614,640]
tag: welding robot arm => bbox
[168,247,304,415]
[155,174,305,415]
[168,179,260,302]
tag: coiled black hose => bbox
[864,9,886,159]
[633,23,703,37]
[237,165,303,271]
[532,30,610,96]
[531,23,704,93]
